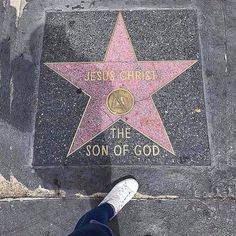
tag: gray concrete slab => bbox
[0,198,235,236]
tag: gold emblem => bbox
[107,88,134,115]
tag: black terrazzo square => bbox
[33,10,210,166]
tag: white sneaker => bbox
[99,178,139,216]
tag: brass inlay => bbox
[107,88,134,115]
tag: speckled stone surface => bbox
[33,10,210,166]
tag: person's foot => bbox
[99,178,139,216]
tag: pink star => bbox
[45,12,197,157]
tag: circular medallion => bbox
[107,88,134,115]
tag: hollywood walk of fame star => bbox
[45,12,197,157]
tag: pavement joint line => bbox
[0,195,236,203]
[0,174,65,199]
[74,192,180,200]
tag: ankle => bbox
[99,203,115,220]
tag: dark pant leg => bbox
[68,223,112,236]
[68,203,115,236]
